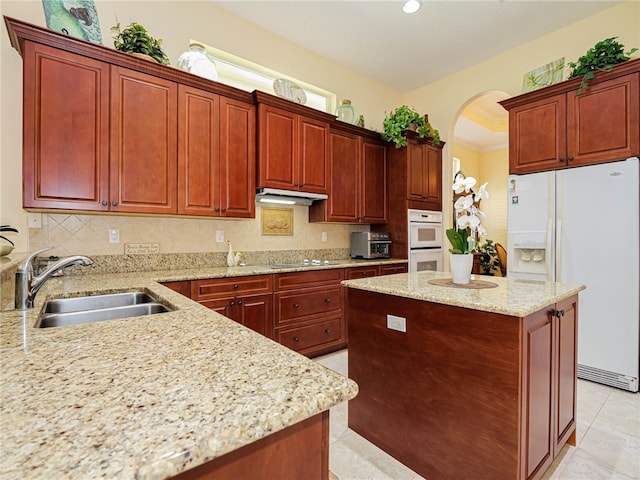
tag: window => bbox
[194,41,336,114]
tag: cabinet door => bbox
[568,73,640,166]
[522,308,554,480]
[236,293,273,338]
[110,66,177,214]
[509,94,567,174]
[23,42,109,210]
[360,138,388,223]
[325,130,359,222]
[177,85,219,216]
[258,104,297,190]
[220,97,256,218]
[554,296,577,453]
[378,264,408,275]
[199,297,236,318]
[298,116,329,193]
[161,281,190,297]
[346,266,378,279]
[424,145,442,208]
[407,141,427,200]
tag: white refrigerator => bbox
[507,157,639,392]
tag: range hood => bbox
[256,188,328,206]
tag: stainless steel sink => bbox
[36,292,175,328]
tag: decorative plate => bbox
[273,78,307,105]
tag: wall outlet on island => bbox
[109,229,120,243]
[216,230,224,243]
[322,232,327,242]
[387,314,406,333]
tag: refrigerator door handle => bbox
[555,218,562,283]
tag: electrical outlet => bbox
[321,232,328,242]
[27,213,42,228]
[216,230,224,243]
[387,314,406,333]
[109,229,120,243]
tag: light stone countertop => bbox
[342,271,586,317]
[0,262,374,479]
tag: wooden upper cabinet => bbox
[360,137,388,223]
[110,66,178,214]
[22,42,110,210]
[178,87,255,217]
[567,73,639,166]
[406,138,442,209]
[309,127,387,224]
[219,97,256,218]
[178,85,220,216]
[501,60,640,175]
[257,100,330,194]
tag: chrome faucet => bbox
[15,247,93,310]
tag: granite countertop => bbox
[342,271,586,317]
[0,263,367,479]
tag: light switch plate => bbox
[387,314,406,332]
[216,230,224,243]
[109,229,120,243]
[27,213,42,229]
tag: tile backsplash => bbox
[28,209,366,257]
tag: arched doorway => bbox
[449,91,510,249]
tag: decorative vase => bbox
[176,42,218,81]
[335,99,358,125]
[449,253,473,284]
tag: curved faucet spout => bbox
[15,249,93,310]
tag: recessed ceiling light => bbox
[402,0,421,14]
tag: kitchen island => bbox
[343,271,585,480]
[0,261,369,480]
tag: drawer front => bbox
[346,266,378,279]
[276,316,343,354]
[192,275,272,300]
[275,286,343,324]
[274,268,344,290]
[378,264,408,276]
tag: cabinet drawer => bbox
[274,268,344,290]
[191,275,272,300]
[275,286,343,324]
[346,266,378,279]
[379,264,408,275]
[276,316,343,354]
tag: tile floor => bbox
[315,349,640,480]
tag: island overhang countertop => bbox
[0,268,359,479]
[342,271,586,317]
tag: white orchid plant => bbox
[446,173,489,254]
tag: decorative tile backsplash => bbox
[28,210,366,258]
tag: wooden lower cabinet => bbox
[161,280,191,297]
[172,411,329,480]
[191,276,274,338]
[378,263,408,275]
[274,269,346,357]
[347,288,578,480]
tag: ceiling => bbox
[212,0,621,92]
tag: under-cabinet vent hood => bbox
[256,188,328,206]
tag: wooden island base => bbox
[346,288,578,480]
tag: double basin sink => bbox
[36,291,175,328]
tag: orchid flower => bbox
[452,176,476,194]
[457,214,480,230]
[474,182,489,202]
[454,194,473,213]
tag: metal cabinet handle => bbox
[214,208,220,212]
[293,336,300,342]
[238,300,243,305]
[230,301,235,307]
[111,201,118,206]
[293,303,300,309]
[101,200,108,206]
[325,298,331,304]
[567,156,574,161]
[222,208,227,212]
[553,309,565,318]
[559,158,565,162]
[234,284,239,289]
[324,329,331,334]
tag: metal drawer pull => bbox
[293,303,299,309]
[293,336,300,342]
[325,329,331,334]
[325,298,331,303]
[233,284,239,289]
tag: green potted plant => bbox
[568,37,637,94]
[1,224,19,256]
[111,21,170,65]
[381,105,440,148]
[477,239,500,275]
